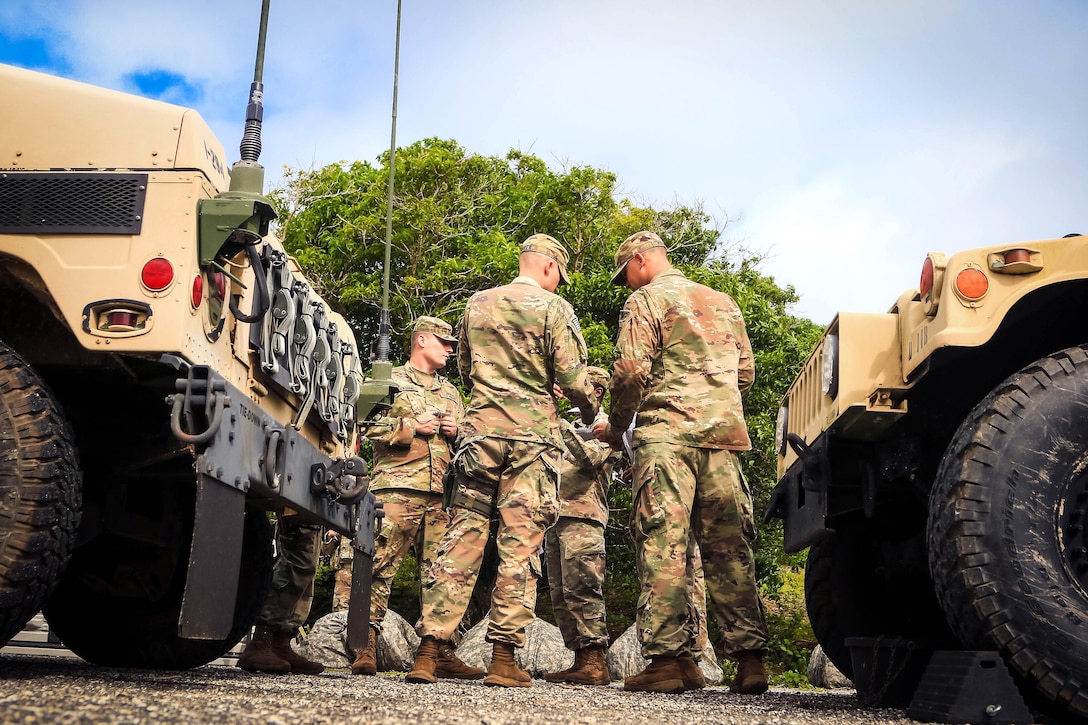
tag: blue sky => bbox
[3,1,1087,325]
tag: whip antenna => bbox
[352,0,401,424]
[375,0,402,363]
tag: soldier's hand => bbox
[619,466,633,485]
[592,420,623,445]
[552,383,565,399]
[415,412,440,436]
[438,413,458,438]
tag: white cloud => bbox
[742,124,1047,323]
[3,0,1087,330]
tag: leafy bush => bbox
[761,565,816,685]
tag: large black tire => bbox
[43,509,272,669]
[0,341,81,646]
[929,346,1088,721]
[806,521,957,680]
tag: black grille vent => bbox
[0,172,148,234]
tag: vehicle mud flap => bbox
[346,491,379,653]
[179,474,246,640]
[774,433,833,553]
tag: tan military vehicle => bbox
[768,235,1088,718]
[0,50,389,668]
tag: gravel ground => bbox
[0,654,935,725]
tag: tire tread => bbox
[928,346,1088,720]
[0,340,81,645]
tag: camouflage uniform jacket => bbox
[558,411,621,524]
[364,364,464,493]
[609,268,754,450]
[457,275,598,443]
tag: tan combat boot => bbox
[483,642,532,687]
[236,625,291,674]
[677,653,706,691]
[270,627,325,675]
[351,625,380,676]
[729,650,768,695]
[435,641,485,680]
[544,645,610,685]
[622,655,685,693]
[405,636,442,684]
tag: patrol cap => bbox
[611,230,665,285]
[521,233,570,285]
[586,365,611,390]
[413,315,457,345]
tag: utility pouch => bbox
[448,474,499,518]
[441,463,459,511]
[443,439,500,518]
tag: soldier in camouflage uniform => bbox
[406,234,599,688]
[593,231,770,695]
[544,366,622,685]
[348,316,483,681]
[236,516,326,675]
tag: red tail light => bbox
[191,274,203,309]
[107,311,139,330]
[210,270,227,299]
[141,257,174,292]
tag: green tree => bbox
[271,139,823,676]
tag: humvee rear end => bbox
[0,59,382,668]
[769,234,1088,719]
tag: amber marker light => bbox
[1003,249,1031,265]
[955,267,989,301]
[141,257,174,292]
[919,256,935,299]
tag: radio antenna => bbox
[375,0,402,363]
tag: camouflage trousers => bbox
[544,517,608,649]
[631,443,768,658]
[367,489,452,627]
[257,515,321,631]
[331,534,355,613]
[418,438,560,648]
[688,544,709,653]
